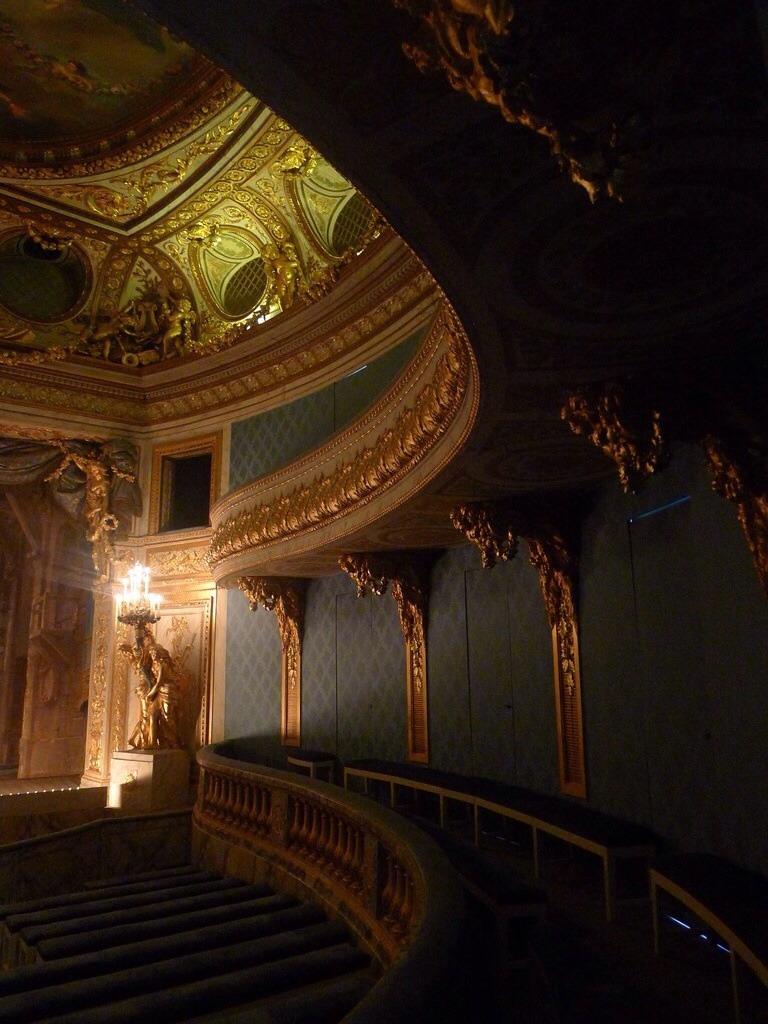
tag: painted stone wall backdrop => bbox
[229,331,422,489]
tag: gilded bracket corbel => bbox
[562,380,665,493]
[339,552,431,763]
[451,500,586,798]
[702,435,768,599]
[563,374,768,599]
[238,576,307,746]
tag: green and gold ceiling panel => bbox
[0,1,382,373]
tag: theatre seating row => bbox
[344,758,658,922]
[343,758,768,1022]
[0,863,375,1023]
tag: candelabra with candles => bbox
[116,561,161,630]
[116,561,181,750]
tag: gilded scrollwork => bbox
[562,381,665,493]
[238,576,306,744]
[339,551,430,760]
[703,435,768,599]
[238,577,306,691]
[86,608,110,774]
[209,316,469,567]
[451,498,585,793]
[110,620,131,753]
[449,502,517,569]
[563,372,768,600]
[392,0,660,202]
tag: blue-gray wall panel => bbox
[222,445,768,874]
[224,587,282,763]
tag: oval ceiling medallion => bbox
[0,233,89,323]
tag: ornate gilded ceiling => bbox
[0,1,380,371]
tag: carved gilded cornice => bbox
[208,306,476,579]
[238,576,307,745]
[451,498,585,796]
[0,238,434,428]
[339,551,432,762]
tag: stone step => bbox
[21,881,272,958]
[0,919,352,1023]
[82,864,199,891]
[35,943,371,1024]
[34,891,299,961]
[0,902,326,994]
[0,870,219,921]
[184,968,378,1024]
[10,876,247,935]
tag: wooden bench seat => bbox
[285,748,336,782]
[650,854,768,1023]
[344,759,658,921]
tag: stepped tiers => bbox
[0,865,375,1023]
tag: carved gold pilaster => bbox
[703,435,768,599]
[562,381,665,493]
[238,577,307,746]
[83,597,113,783]
[452,500,586,798]
[339,553,430,763]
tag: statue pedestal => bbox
[108,749,189,812]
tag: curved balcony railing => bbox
[194,743,465,1023]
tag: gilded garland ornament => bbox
[208,318,469,566]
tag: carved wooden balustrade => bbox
[194,745,462,983]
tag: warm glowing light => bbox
[117,561,162,623]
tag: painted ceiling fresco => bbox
[0,1,380,368]
[0,1,198,148]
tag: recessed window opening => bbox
[159,451,213,532]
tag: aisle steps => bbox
[0,865,376,1024]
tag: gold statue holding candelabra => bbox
[117,562,182,750]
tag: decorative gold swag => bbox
[0,436,141,581]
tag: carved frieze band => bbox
[563,375,768,598]
[451,500,586,797]
[339,552,430,763]
[209,310,473,571]
[238,576,307,746]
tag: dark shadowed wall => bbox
[224,443,768,874]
